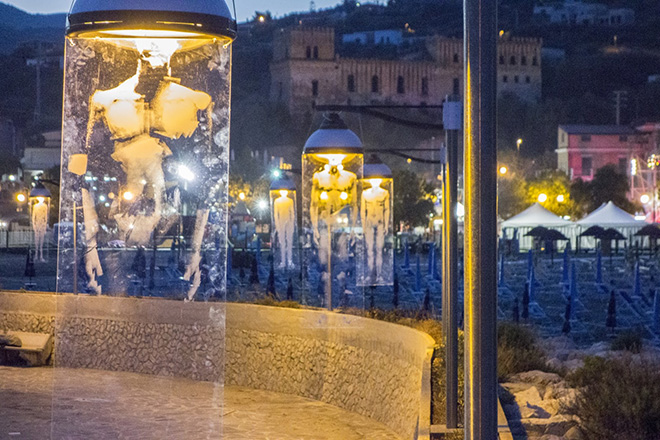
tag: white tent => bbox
[500,203,573,250]
[502,203,571,228]
[576,201,643,228]
[576,201,645,249]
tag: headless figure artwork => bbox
[361,179,390,283]
[273,190,295,269]
[82,44,212,298]
[32,198,48,262]
[310,154,357,267]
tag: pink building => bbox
[556,125,650,181]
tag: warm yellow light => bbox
[36,197,45,204]
[258,15,266,23]
[499,166,507,175]
[368,178,383,188]
[97,29,205,38]
[537,193,547,203]
[316,154,347,166]
[320,191,329,201]
[499,30,505,37]
[123,191,135,201]
[279,189,289,197]
[556,194,565,203]
[16,193,26,203]
[239,192,246,201]
[641,194,651,204]
[407,158,412,164]
[108,192,116,200]
[340,191,349,201]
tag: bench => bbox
[0,331,53,366]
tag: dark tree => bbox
[606,290,617,330]
[286,278,294,301]
[512,298,520,323]
[250,256,260,285]
[522,282,530,320]
[392,272,400,309]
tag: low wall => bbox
[0,291,434,439]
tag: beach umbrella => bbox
[416,254,422,292]
[562,246,570,284]
[654,290,660,333]
[634,262,641,297]
[596,248,602,284]
[403,240,410,269]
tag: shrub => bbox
[566,356,660,440]
[610,329,643,353]
[497,322,547,380]
[252,298,302,309]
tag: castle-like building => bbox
[270,27,542,117]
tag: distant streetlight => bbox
[641,194,651,204]
[498,166,507,175]
[516,138,523,153]
[15,193,26,203]
[538,193,548,203]
[556,194,565,203]
[271,169,282,179]
[239,192,246,201]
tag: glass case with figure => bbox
[357,155,393,287]
[270,177,298,272]
[302,113,363,309]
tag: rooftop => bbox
[559,124,638,135]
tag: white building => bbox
[342,29,403,46]
[534,1,634,26]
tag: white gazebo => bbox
[576,201,645,250]
[500,203,573,251]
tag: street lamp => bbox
[58,0,236,298]
[302,113,363,309]
[359,154,393,287]
[498,166,508,175]
[270,177,297,271]
[556,194,565,203]
[641,194,651,204]
[538,193,548,203]
[516,138,523,153]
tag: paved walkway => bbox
[0,367,400,439]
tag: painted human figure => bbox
[31,198,49,262]
[361,178,390,283]
[310,154,357,266]
[81,45,213,298]
[273,189,295,269]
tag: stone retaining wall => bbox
[0,292,434,439]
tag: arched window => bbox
[306,46,311,59]
[313,46,319,59]
[312,80,318,97]
[499,55,505,65]
[371,75,379,93]
[453,53,459,63]
[510,56,516,65]
[521,55,527,65]
[397,76,405,94]
[421,77,429,96]
[532,56,538,66]
[347,74,356,93]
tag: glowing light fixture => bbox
[239,192,246,201]
[537,193,548,203]
[16,193,26,203]
[556,194,565,203]
[498,166,507,175]
[641,194,651,204]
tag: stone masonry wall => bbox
[0,292,434,439]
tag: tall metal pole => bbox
[464,0,498,438]
[73,201,78,295]
[442,95,461,429]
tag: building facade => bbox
[556,125,651,181]
[270,27,542,116]
[534,1,635,26]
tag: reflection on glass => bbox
[58,34,231,300]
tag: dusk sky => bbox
[4,0,342,22]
